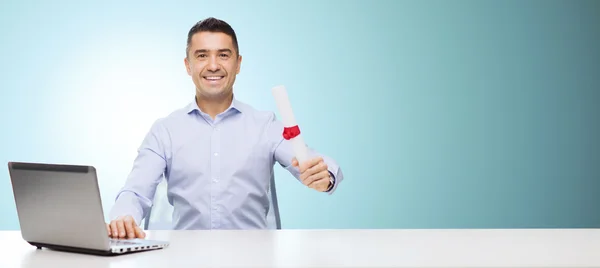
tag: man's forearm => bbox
[109,190,152,226]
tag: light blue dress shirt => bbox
[109,97,343,230]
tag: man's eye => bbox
[197,54,206,58]
[220,54,229,58]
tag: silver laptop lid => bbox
[8,162,110,251]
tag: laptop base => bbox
[28,241,164,256]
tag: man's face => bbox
[185,31,241,100]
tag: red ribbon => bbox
[282,125,301,140]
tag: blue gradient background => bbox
[1,0,599,230]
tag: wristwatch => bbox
[325,172,335,192]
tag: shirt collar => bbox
[186,95,244,115]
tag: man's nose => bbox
[207,56,219,72]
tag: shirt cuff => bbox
[109,191,148,225]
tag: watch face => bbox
[327,175,335,191]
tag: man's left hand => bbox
[292,156,332,192]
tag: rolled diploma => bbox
[272,85,309,164]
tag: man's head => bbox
[184,17,241,101]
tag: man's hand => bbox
[107,215,146,239]
[292,156,332,192]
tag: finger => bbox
[110,221,119,238]
[299,159,325,182]
[299,157,323,173]
[124,217,136,239]
[306,170,331,187]
[317,178,332,191]
[310,175,332,192]
[308,177,327,191]
[135,226,146,239]
[302,161,328,183]
[106,224,111,237]
[291,158,298,167]
[116,220,126,238]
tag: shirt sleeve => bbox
[108,119,169,225]
[268,112,344,195]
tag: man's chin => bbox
[196,88,232,100]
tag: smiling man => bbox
[106,17,344,239]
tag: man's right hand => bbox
[107,215,146,239]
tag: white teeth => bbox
[205,76,223,80]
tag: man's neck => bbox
[196,93,233,119]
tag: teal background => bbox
[1,0,599,230]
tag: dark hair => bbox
[186,17,239,58]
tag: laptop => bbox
[7,161,170,256]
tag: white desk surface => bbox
[0,229,598,267]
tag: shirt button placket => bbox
[210,125,221,229]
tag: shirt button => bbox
[213,178,218,183]
[214,152,219,156]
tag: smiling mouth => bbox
[203,76,225,81]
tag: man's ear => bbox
[236,55,242,74]
[184,57,192,76]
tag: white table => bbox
[0,229,598,267]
